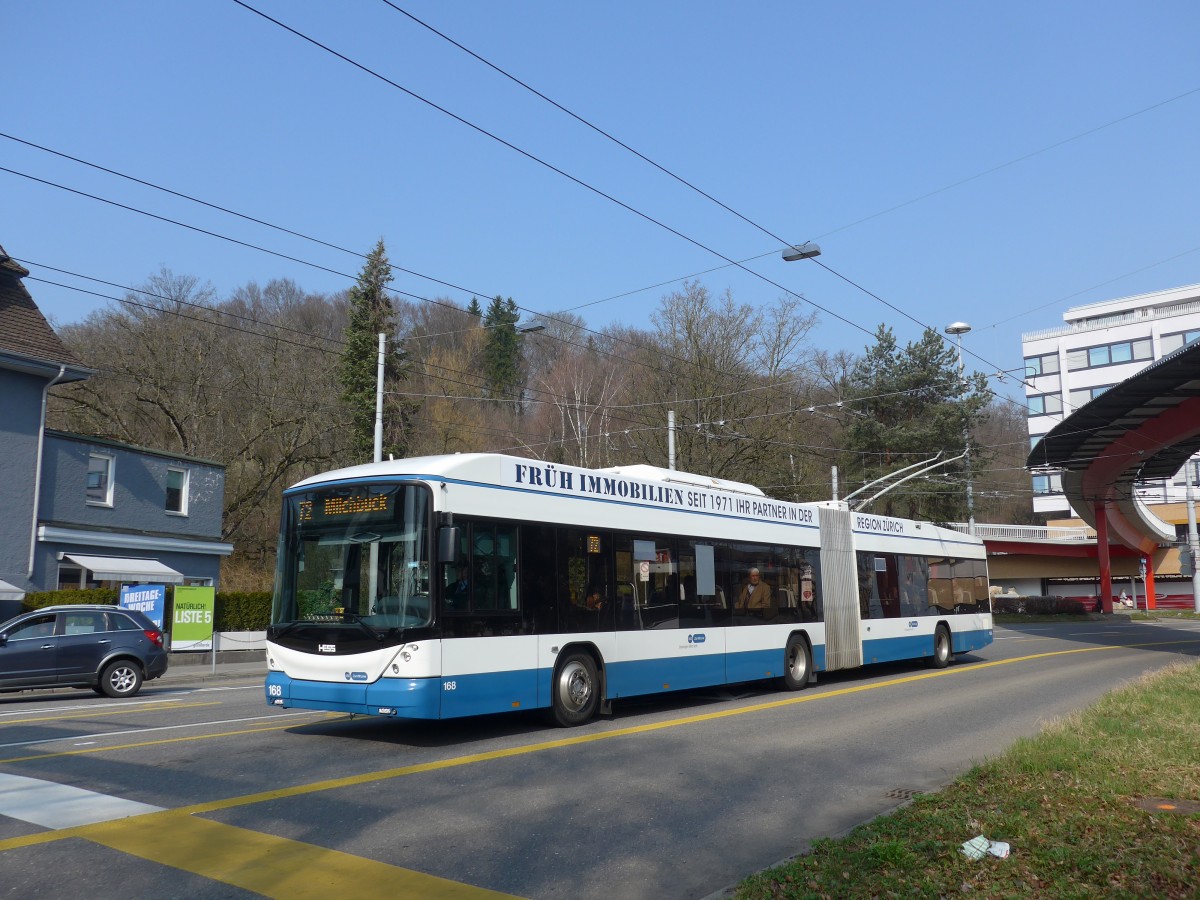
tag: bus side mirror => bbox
[439,526,461,564]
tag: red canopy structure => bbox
[1028,341,1200,612]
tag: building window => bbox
[86,453,114,506]
[1069,384,1115,408]
[1027,393,1063,416]
[1066,338,1152,372]
[1160,329,1200,356]
[1024,353,1060,376]
[166,468,190,515]
[57,564,85,590]
[1032,473,1063,495]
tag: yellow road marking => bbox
[180,638,1200,817]
[2,638,1196,849]
[82,813,520,899]
[0,701,219,727]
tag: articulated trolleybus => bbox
[265,453,992,726]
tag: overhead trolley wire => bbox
[228,0,880,344]
[0,152,821,405]
[228,1,1058,427]
[370,3,1200,398]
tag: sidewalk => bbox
[158,650,266,684]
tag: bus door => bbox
[439,522,538,718]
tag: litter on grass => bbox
[960,836,1010,860]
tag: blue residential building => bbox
[0,245,232,617]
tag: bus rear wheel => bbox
[782,635,811,691]
[930,626,952,669]
[550,651,600,726]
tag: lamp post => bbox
[945,322,976,536]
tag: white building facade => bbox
[1023,282,1200,517]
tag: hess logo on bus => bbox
[318,644,336,653]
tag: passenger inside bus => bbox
[580,585,605,611]
[737,567,774,614]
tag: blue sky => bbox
[5,1,1199,399]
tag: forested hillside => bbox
[46,246,1032,587]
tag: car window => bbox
[63,611,109,635]
[7,614,57,640]
[109,612,141,631]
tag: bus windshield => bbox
[271,482,432,630]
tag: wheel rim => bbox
[557,660,592,713]
[936,632,949,662]
[109,666,137,694]
[788,643,807,681]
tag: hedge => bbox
[18,588,273,631]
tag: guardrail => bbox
[943,523,1096,542]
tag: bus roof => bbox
[288,453,770,496]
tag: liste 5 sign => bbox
[172,585,216,651]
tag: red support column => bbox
[1144,553,1157,610]
[1094,502,1113,614]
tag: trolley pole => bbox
[668,409,676,471]
[1188,463,1200,613]
[369,332,385,607]
[374,332,385,465]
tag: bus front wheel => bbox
[551,651,600,726]
[782,635,811,691]
[930,626,953,669]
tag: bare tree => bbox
[619,280,821,491]
[49,270,350,573]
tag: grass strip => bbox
[735,658,1200,899]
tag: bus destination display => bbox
[297,487,396,526]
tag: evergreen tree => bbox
[843,325,990,522]
[338,239,409,462]
[482,295,523,402]
[466,296,482,318]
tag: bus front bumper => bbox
[265,672,441,719]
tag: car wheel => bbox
[782,635,811,690]
[550,651,599,726]
[930,626,952,669]
[100,660,144,698]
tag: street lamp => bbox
[782,242,822,261]
[944,322,976,536]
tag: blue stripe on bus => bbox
[861,627,992,665]
[266,628,988,720]
[440,669,539,719]
[604,654,728,697]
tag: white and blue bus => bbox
[265,453,992,725]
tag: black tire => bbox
[550,651,600,726]
[782,635,811,691]
[99,660,144,698]
[930,626,952,669]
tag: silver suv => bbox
[0,605,169,698]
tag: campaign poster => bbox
[171,585,215,651]
[119,584,166,629]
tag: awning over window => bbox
[63,555,185,584]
